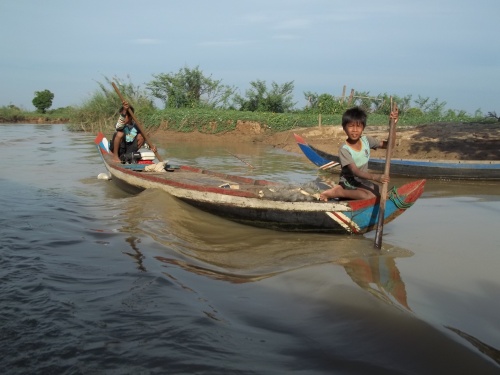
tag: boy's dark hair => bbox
[342,107,367,128]
[119,105,134,113]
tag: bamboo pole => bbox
[374,100,398,249]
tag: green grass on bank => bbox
[0,106,73,123]
[2,105,498,135]
[62,107,500,135]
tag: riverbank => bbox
[0,117,68,124]
[4,118,498,160]
[152,121,500,161]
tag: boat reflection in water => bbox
[115,188,414,313]
[341,256,411,312]
[114,188,500,367]
[155,254,413,312]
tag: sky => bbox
[1,0,499,114]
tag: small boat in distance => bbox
[294,133,500,180]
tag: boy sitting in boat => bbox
[319,107,397,201]
[109,101,145,162]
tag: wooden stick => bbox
[111,82,163,162]
[374,100,398,249]
[225,149,254,169]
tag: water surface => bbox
[1,124,499,374]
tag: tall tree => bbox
[32,89,54,113]
[147,66,235,109]
[234,80,296,113]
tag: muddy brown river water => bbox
[1,123,499,374]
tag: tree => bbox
[147,66,235,109]
[234,80,267,112]
[487,111,500,121]
[32,90,54,113]
[303,91,319,109]
[234,80,296,113]
[96,76,155,111]
[303,91,345,114]
[316,93,340,113]
[414,95,447,117]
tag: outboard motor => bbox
[120,152,142,164]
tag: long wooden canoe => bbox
[95,133,425,234]
[294,133,500,180]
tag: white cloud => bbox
[273,18,311,30]
[199,39,257,47]
[131,39,163,45]
[272,34,300,41]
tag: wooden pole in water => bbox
[111,82,163,162]
[374,100,398,249]
[225,150,255,169]
[348,89,354,105]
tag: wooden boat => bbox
[294,133,500,180]
[95,133,425,234]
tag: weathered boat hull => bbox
[294,133,500,180]
[95,133,425,234]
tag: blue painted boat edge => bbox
[297,143,331,168]
[325,200,397,234]
[295,133,500,180]
[297,133,500,170]
[322,179,424,234]
[341,184,422,233]
[371,158,500,170]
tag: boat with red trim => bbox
[95,132,425,234]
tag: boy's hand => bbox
[389,107,399,124]
[379,174,389,183]
[389,105,399,124]
[373,173,389,183]
[121,101,129,115]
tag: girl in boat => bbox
[109,101,145,162]
[319,107,397,201]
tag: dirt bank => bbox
[152,121,500,161]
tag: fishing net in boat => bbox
[258,180,333,202]
[144,161,169,172]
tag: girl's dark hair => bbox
[342,107,367,128]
